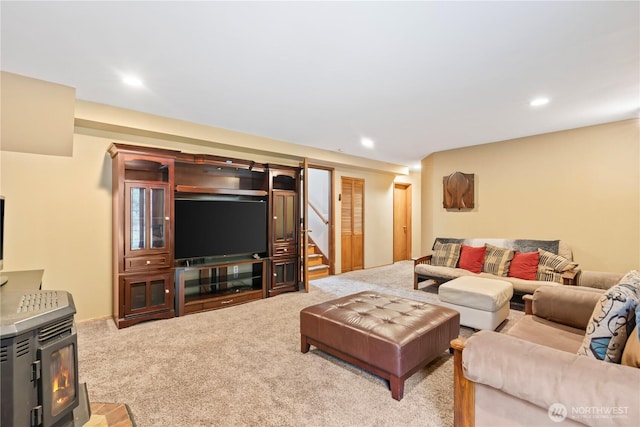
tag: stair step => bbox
[308,264,329,280]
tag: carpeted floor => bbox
[77,261,522,427]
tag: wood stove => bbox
[1,288,86,426]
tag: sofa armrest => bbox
[413,254,433,289]
[578,270,624,290]
[460,331,640,427]
[561,269,579,286]
[451,337,474,427]
[532,286,604,329]
[413,254,433,265]
[523,294,533,315]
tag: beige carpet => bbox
[77,261,522,427]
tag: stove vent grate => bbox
[38,316,74,344]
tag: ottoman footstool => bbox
[438,276,513,330]
[300,291,460,400]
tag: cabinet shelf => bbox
[183,272,262,299]
[176,259,266,316]
[175,185,268,197]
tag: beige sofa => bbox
[414,238,579,294]
[451,276,640,427]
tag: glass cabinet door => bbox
[273,191,297,244]
[271,258,298,292]
[150,188,166,249]
[123,273,173,316]
[130,187,146,251]
[125,183,170,256]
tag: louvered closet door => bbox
[341,177,364,272]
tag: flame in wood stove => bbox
[51,345,76,415]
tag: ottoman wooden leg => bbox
[301,335,310,353]
[389,376,405,401]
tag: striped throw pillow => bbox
[482,244,515,277]
[431,242,461,268]
[537,249,578,283]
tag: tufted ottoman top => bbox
[300,291,460,377]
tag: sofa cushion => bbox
[458,245,486,273]
[621,325,640,368]
[508,251,539,280]
[532,286,603,330]
[415,264,471,281]
[506,315,587,354]
[415,262,559,295]
[431,241,461,268]
[433,238,560,255]
[482,244,514,277]
[577,271,640,363]
[536,249,578,283]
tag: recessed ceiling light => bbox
[361,137,374,148]
[122,75,144,87]
[530,97,550,107]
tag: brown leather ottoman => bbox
[300,291,460,400]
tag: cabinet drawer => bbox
[125,255,171,271]
[273,244,297,256]
[184,290,262,314]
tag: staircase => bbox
[307,242,329,280]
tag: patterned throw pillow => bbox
[431,241,461,268]
[482,244,515,277]
[577,270,640,363]
[536,249,578,283]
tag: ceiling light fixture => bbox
[361,137,374,148]
[530,97,550,107]
[122,75,144,87]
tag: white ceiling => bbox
[2,1,638,168]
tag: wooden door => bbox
[341,177,364,272]
[393,183,412,262]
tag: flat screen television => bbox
[174,198,268,261]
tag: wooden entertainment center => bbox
[109,143,301,328]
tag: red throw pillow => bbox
[508,251,540,280]
[458,245,486,273]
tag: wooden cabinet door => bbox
[341,177,364,272]
[119,271,174,327]
[270,258,298,296]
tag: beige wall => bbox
[421,119,640,273]
[1,72,75,156]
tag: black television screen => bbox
[174,199,267,260]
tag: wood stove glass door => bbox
[37,331,79,427]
